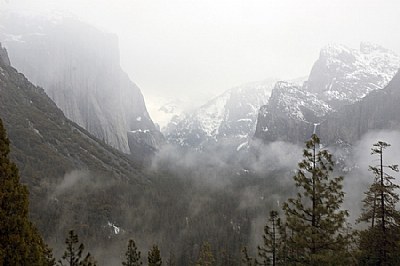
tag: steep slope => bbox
[255,81,331,142]
[0,43,143,181]
[319,70,400,145]
[165,79,276,148]
[0,12,163,156]
[0,41,154,249]
[0,47,264,265]
[255,43,400,143]
[306,43,399,108]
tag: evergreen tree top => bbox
[0,119,10,159]
[0,117,53,265]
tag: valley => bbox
[1,5,400,265]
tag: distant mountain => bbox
[0,45,258,264]
[255,81,331,143]
[164,79,277,148]
[0,43,142,179]
[0,12,163,157]
[0,42,152,245]
[306,43,399,108]
[153,98,188,130]
[320,70,400,145]
[255,43,400,143]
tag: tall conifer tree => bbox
[58,230,96,266]
[282,134,351,265]
[148,245,162,266]
[241,247,256,266]
[257,210,281,266]
[122,239,143,266]
[195,242,215,266]
[0,118,53,265]
[358,141,400,265]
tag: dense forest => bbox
[2,2,400,265]
[2,114,400,265]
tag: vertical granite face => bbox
[0,14,163,155]
[319,70,400,146]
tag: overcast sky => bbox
[1,0,400,115]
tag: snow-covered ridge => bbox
[265,43,400,123]
[308,42,400,104]
[264,81,332,122]
[255,43,400,143]
[261,43,400,121]
[164,79,277,147]
[193,91,231,137]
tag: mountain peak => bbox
[0,43,10,66]
[306,43,400,106]
[164,79,276,148]
[255,43,400,144]
[359,42,392,54]
[320,43,353,59]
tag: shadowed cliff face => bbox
[254,44,400,144]
[319,70,400,145]
[0,13,164,155]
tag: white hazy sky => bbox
[1,0,400,113]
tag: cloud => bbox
[52,169,90,197]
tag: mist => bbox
[42,129,400,263]
[1,1,400,265]
[2,0,400,123]
[343,130,400,223]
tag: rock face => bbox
[0,44,145,183]
[255,81,331,143]
[164,79,276,149]
[320,70,400,145]
[0,12,163,156]
[0,43,10,66]
[306,43,399,108]
[254,43,400,144]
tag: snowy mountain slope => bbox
[0,12,163,157]
[254,80,329,142]
[261,81,332,122]
[255,43,400,143]
[306,43,400,107]
[164,79,277,148]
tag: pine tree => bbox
[147,245,162,266]
[58,230,96,266]
[357,141,400,265]
[195,242,215,266]
[44,243,57,266]
[257,210,280,266]
[282,134,351,265]
[0,118,53,265]
[122,239,143,266]
[241,247,256,266]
